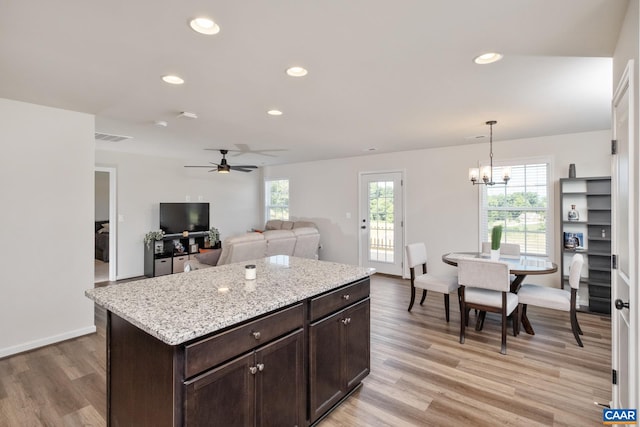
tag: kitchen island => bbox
[86,256,372,426]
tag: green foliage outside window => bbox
[265,179,289,220]
[486,192,547,253]
[369,182,394,223]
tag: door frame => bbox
[95,166,117,281]
[611,59,638,410]
[357,170,406,275]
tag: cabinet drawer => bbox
[173,255,189,273]
[310,278,370,321]
[154,258,172,276]
[184,303,304,378]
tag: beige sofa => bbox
[186,221,320,270]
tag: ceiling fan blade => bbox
[204,148,240,152]
[232,165,258,169]
[230,166,255,172]
[229,144,288,157]
[184,165,214,168]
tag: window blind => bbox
[480,163,550,256]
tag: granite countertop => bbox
[85,256,372,346]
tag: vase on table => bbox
[491,249,500,261]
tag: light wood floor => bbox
[0,274,611,426]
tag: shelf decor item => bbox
[144,230,166,249]
[208,226,221,247]
[568,204,580,221]
[569,163,576,178]
[491,225,503,260]
[564,232,583,249]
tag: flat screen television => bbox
[159,202,210,235]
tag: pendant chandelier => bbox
[468,120,510,186]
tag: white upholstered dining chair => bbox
[405,243,460,321]
[458,258,519,355]
[517,253,585,347]
[481,242,521,258]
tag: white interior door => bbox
[359,172,404,275]
[611,60,637,410]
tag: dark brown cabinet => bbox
[185,330,303,427]
[309,288,370,423]
[185,352,255,427]
[106,277,370,426]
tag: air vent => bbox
[95,132,133,142]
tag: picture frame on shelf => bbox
[564,232,584,249]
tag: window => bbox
[265,179,289,221]
[480,162,550,256]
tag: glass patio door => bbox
[359,172,403,275]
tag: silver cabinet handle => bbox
[342,294,350,300]
[249,366,257,375]
[257,363,264,372]
[252,331,261,340]
[341,318,351,325]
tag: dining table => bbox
[441,252,558,335]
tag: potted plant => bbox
[491,225,503,260]
[144,230,166,249]
[208,227,221,248]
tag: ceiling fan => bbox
[184,150,258,173]
[205,143,287,158]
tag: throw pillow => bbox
[194,249,222,266]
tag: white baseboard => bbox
[0,325,97,359]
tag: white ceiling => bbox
[0,1,628,168]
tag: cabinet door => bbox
[255,330,304,427]
[345,299,370,390]
[184,352,255,427]
[309,309,345,423]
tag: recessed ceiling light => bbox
[267,109,283,116]
[474,52,503,65]
[162,75,184,85]
[189,17,220,35]
[286,66,308,77]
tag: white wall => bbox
[95,150,262,279]
[264,130,611,285]
[0,98,95,358]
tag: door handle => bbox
[614,299,630,310]
[361,226,366,229]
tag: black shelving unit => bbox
[143,232,219,277]
[560,177,611,314]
